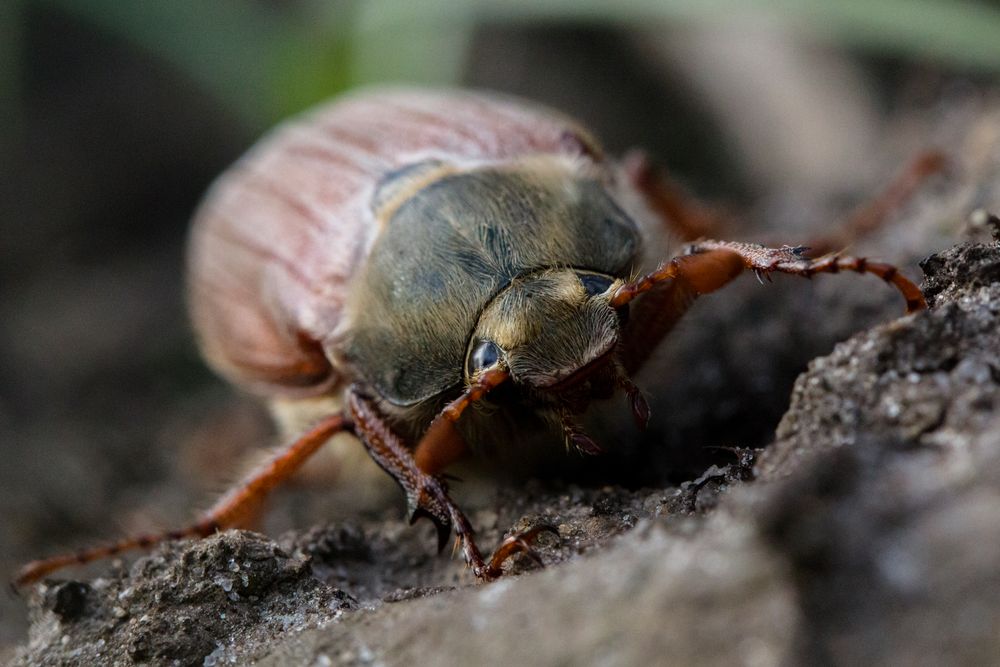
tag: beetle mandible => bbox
[17,88,934,584]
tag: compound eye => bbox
[467,340,501,377]
[578,273,614,297]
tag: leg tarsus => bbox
[477,525,560,579]
[689,240,927,312]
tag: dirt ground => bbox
[11,232,1000,665]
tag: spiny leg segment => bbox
[348,380,556,580]
[612,241,926,313]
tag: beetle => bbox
[16,87,934,585]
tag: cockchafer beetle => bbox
[16,88,939,585]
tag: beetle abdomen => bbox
[187,88,601,398]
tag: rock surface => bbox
[12,237,1000,666]
[15,532,357,666]
[757,241,1000,665]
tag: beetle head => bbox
[460,268,649,454]
[465,268,625,402]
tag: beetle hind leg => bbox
[805,150,948,255]
[625,148,947,252]
[14,414,350,588]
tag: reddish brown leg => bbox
[615,242,926,374]
[15,414,349,588]
[683,240,927,312]
[618,152,938,374]
[347,391,473,555]
[348,383,554,580]
[623,149,728,242]
[617,248,745,373]
[807,151,947,255]
[626,149,947,252]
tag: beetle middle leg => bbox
[348,388,554,580]
[622,149,728,242]
[626,147,946,251]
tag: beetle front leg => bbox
[347,390,487,568]
[615,241,926,374]
[614,241,925,313]
[683,240,927,312]
[347,389,551,579]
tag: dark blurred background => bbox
[3,0,1000,647]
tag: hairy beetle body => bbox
[188,89,666,455]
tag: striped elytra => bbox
[186,88,634,410]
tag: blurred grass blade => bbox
[23,0,1000,130]
[351,3,476,86]
[357,0,1000,73]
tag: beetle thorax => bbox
[337,151,641,411]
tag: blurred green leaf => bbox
[356,0,1000,73]
[351,3,475,86]
[21,0,1000,131]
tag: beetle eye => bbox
[578,273,614,297]
[468,340,501,376]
